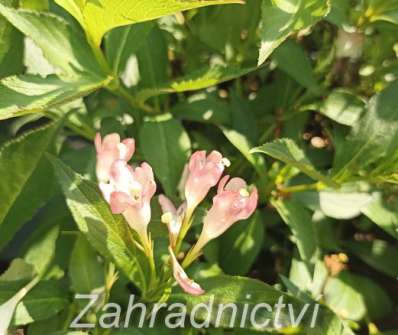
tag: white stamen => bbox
[221,157,231,167]
[239,188,250,197]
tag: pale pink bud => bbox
[196,175,258,250]
[169,247,205,296]
[95,133,135,183]
[107,160,156,244]
[184,150,228,212]
[159,195,186,248]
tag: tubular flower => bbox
[159,195,186,248]
[184,150,229,214]
[169,247,205,296]
[194,175,258,252]
[102,159,156,251]
[95,133,135,183]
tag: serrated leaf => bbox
[172,275,341,333]
[139,114,191,198]
[0,122,59,251]
[55,0,243,47]
[0,74,108,120]
[0,0,23,78]
[50,156,146,290]
[0,3,102,80]
[251,138,338,187]
[136,64,255,103]
[258,0,330,66]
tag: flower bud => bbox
[95,133,135,183]
[184,150,228,213]
[105,160,156,250]
[196,175,258,250]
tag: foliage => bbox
[0,0,398,334]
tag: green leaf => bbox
[333,81,398,180]
[0,3,103,80]
[190,0,261,54]
[318,188,373,220]
[251,138,338,187]
[55,0,243,47]
[105,22,154,75]
[325,0,350,26]
[0,280,69,326]
[140,114,191,198]
[0,0,23,78]
[324,272,366,321]
[368,1,398,25]
[20,0,48,10]
[272,198,318,263]
[258,0,330,66]
[222,127,266,177]
[218,211,264,276]
[345,240,398,278]
[273,40,319,91]
[320,90,365,126]
[361,192,398,240]
[0,122,59,251]
[50,156,147,290]
[0,259,35,282]
[69,235,105,294]
[172,275,342,333]
[136,64,255,103]
[0,74,108,120]
[135,26,168,90]
[24,224,60,276]
[0,278,38,333]
[173,93,232,126]
[324,271,393,321]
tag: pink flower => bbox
[184,150,228,213]
[169,247,205,296]
[95,133,135,183]
[159,195,186,248]
[195,176,258,250]
[102,160,156,249]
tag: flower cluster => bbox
[95,133,258,296]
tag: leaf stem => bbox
[111,84,155,113]
[278,182,324,193]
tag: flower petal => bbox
[110,191,132,214]
[169,247,205,296]
[225,177,247,192]
[158,194,177,215]
[120,138,135,161]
